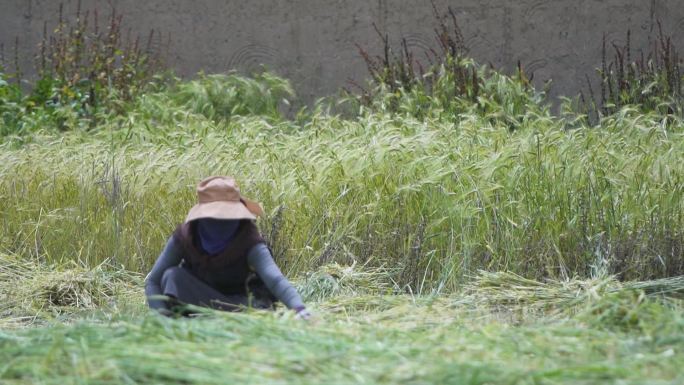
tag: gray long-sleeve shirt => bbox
[145,236,305,310]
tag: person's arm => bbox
[145,235,183,310]
[247,243,307,313]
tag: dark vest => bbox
[173,220,267,296]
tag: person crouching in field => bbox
[145,176,310,319]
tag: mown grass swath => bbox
[0,262,682,384]
[0,252,143,328]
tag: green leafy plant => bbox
[38,1,167,109]
[0,71,25,136]
[1,1,168,135]
[351,1,548,130]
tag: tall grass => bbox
[167,72,294,122]
[1,99,682,291]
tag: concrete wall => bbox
[2,0,683,104]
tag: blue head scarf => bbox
[196,218,241,255]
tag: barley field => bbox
[1,63,684,384]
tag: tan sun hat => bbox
[184,176,264,223]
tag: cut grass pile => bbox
[0,265,682,385]
[0,253,143,328]
[296,262,400,302]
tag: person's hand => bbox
[157,308,176,318]
[294,307,313,321]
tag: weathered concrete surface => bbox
[1,0,683,103]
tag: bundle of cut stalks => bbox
[461,270,684,311]
[622,276,684,297]
[296,262,398,302]
[0,253,143,327]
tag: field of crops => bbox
[0,72,682,383]
[2,19,684,380]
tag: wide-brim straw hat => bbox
[184,176,264,223]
